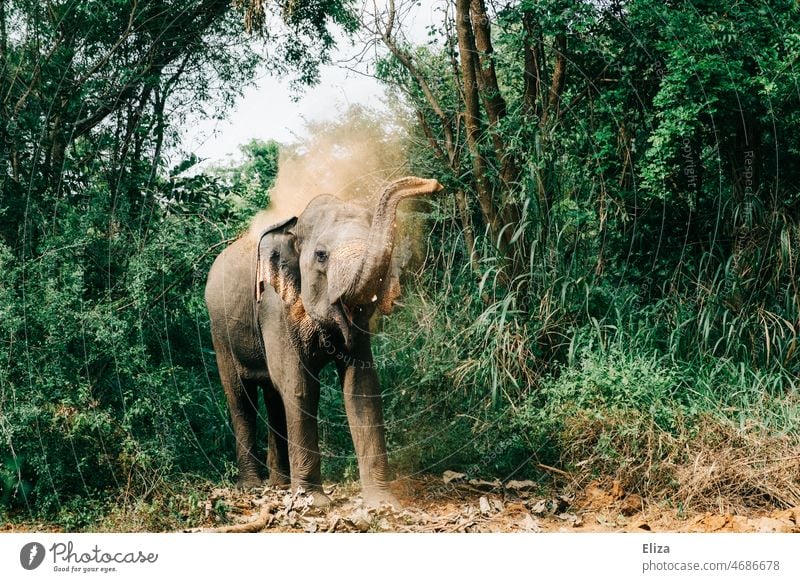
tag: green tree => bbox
[208,139,280,213]
[0,0,357,522]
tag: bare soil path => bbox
[187,475,800,534]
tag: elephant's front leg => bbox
[280,372,332,507]
[338,341,400,509]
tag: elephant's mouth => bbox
[331,301,355,350]
[331,299,376,351]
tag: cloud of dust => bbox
[246,106,436,277]
[248,106,409,240]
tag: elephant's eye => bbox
[315,250,329,264]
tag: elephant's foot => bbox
[293,486,332,510]
[362,487,402,511]
[236,474,263,490]
[306,490,332,509]
[267,471,291,489]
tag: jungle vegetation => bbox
[0,0,798,529]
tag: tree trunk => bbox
[381,34,457,167]
[469,0,520,232]
[522,12,542,118]
[469,0,507,124]
[147,86,167,191]
[455,0,501,247]
[376,9,480,271]
[454,188,479,272]
[536,33,568,240]
[541,34,567,128]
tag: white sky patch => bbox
[182,66,386,164]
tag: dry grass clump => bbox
[556,410,683,500]
[677,420,800,513]
[554,410,799,514]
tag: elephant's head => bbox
[256,176,443,349]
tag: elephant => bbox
[204,176,443,508]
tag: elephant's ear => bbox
[256,217,299,304]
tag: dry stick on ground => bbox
[204,502,276,533]
[537,463,572,478]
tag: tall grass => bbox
[372,189,799,511]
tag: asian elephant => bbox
[204,176,443,508]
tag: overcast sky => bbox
[181,66,384,163]
[182,0,442,164]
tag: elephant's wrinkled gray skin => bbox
[205,177,443,509]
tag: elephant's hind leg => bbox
[215,347,263,489]
[263,383,291,488]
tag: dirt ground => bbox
[187,474,800,534]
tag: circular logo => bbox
[20,542,46,570]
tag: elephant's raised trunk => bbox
[334,177,443,307]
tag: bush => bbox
[0,171,252,521]
[510,320,799,510]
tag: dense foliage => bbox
[367,0,799,508]
[0,0,345,525]
[1,0,798,528]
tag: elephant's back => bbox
[206,237,268,379]
[205,237,254,313]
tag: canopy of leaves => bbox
[0,0,349,520]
